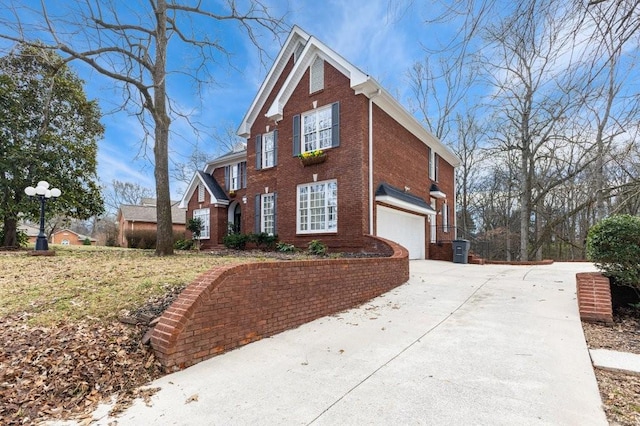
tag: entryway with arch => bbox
[228,200,242,234]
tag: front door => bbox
[233,203,241,234]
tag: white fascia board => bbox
[376,195,437,216]
[265,37,369,122]
[430,190,447,199]
[179,173,200,208]
[372,89,461,168]
[178,172,228,208]
[237,26,311,138]
[203,151,247,174]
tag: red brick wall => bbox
[371,104,456,252]
[576,272,613,324]
[247,59,368,252]
[429,242,453,261]
[151,235,409,371]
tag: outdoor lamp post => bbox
[24,181,61,251]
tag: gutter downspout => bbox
[368,89,381,236]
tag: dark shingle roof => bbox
[197,171,228,202]
[119,203,186,224]
[375,183,435,213]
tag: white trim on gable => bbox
[264,40,368,123]
[237,26,460,168]
[178,172,229,209]
[237,26,311,138]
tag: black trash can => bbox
[452,239,470,264]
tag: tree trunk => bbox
[520,150,530,261]
[153,0,174,256]
[2,216,18,248]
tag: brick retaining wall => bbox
[576,272,613,324]
[151,236,409,371]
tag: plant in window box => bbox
[298,149,326,166]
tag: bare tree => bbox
[0,1,286,255]
[482,0,601,260]
[104,179,154,213]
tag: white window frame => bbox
[430,199,437,243]
[429,149,436,181]
[230,165,239,190]
[262,132,275,169]
[192,208,210,239]
[198,184,205,202]
[261,193,275,235]
[297,180,338,234]
[302,105,332,154]
[443,202,449,233]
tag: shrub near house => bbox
[587,214,640,290]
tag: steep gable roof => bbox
[178,170,229,209]
[52,228,97,242]
[237,25,460,168]
[119,203,186,225]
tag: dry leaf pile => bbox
[583,307,640,426]
[0,314,163,425]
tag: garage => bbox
[376,205,426,260]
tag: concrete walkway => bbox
[90,261,606,425]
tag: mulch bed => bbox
[583,306,640,426]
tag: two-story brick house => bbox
[180,26,459,259]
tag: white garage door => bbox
[376,206,425,260]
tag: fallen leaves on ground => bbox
[0,314,163,425]
[583,307,640,426]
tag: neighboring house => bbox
[117,199,186,247]
[50,229,96,246]
[180,26,459,259]
[17,223,40,245]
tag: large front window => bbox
[193,208,210,239]
[303,106,332,153]
[297,180,337,233]
[261,193,275,235]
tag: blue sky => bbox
[75,0,453,200]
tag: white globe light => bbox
[25,186,36,196]
[44,189,52,198]
[35,186,46,195]
[37,181,50,190]
[50,188,61,198]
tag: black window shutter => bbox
[255,194,261,233]
[331,102,340,147]
[293,115,301,156]
[224,166,230,191]
[273,192,278,234]
[242,162,247,188]
[255,134,262,170]
[273,130,278,166]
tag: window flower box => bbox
[298,150,327,166]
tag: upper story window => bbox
[429,148,439,181]
[225,162,247,191]
[310,57,324,93]
[297,180,337,234]
[256,131,277,170]
[292,103,340,156]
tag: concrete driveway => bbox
[91,260,606,425]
